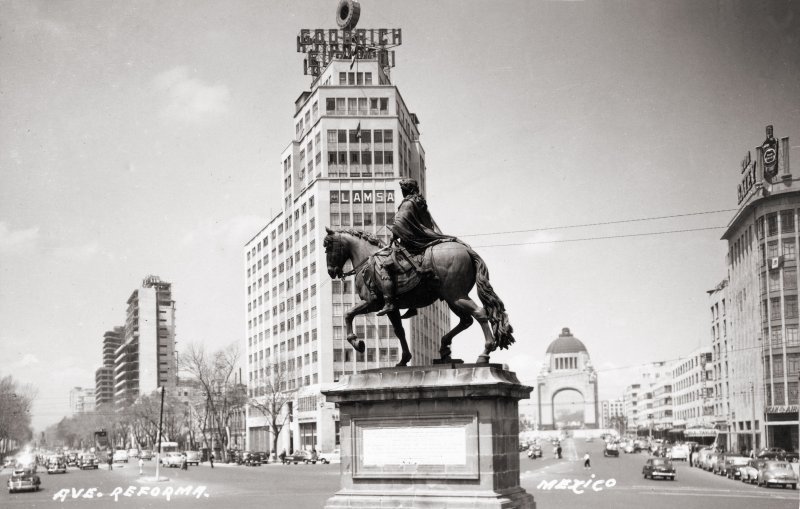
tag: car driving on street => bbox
[7,467,41,493]
[643,457,676,480]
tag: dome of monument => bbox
[545,327,588,355]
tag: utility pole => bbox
[156,386,165,481]
[750,382,757,453]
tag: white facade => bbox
[69,387,95,415]
[244,58,450,455]
[671,346,714,429]
[600,399,625,429]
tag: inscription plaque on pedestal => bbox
[353,414,479,479]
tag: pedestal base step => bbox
[324,487,535,509]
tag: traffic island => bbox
[322,363,535,509]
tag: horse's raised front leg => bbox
[439,300,475,361]
[450,297,494,364]
[344,300,378,353]
[386,310,412,366]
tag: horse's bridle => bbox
[326,233,370,279]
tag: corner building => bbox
[244,50,450,453]
[721,125,798,453]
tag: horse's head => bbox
[324,227,347,279]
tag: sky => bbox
[1,0,799,432]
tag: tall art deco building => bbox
[243,3,450,454]
[720,125,798,453]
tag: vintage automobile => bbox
[722,455,750,479]
[46,456,67,474]
[112,450,129,463]
[711,452,731,475]
[318,449,340,464]
[756,460,798,489]
[643,457,676,480]
[8,467,41,493]
[79,453,99,470]
[161,452,185,468]
[236,451,262,466]
[527,444,543,459]
[282,449,320,465]
[669,444,690,461]
[604,442,620,457]
[139,450,153,461]
[65,451,79,467]
[184,451,201,466]
[740,459,767,483]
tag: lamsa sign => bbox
[330,190,395,204]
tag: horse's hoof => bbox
[395,352,412,367]
[476,354,490,364]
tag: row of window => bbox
[333,347,399,363]
[246,197,315,262]
[761,296,800,322]
[325,96,389,116]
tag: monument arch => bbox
[537,328,599,430]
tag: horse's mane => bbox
[329,228,386,248]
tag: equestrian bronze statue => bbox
[324,179,514,366]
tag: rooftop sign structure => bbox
[296,0,402,78]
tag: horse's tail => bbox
[467,248,515,350]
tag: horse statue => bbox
[323,227,514,366]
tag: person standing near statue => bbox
[378,178,455,316]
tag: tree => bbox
[180,343,247,461]
[0,375,36,454]
[247,360,295,458]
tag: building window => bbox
[785,239,796,261]
[768,213,778,236]
[782,210,795,234]
[784,268,797,290]
[785,295,798,319]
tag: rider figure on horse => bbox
[377,178,456,316]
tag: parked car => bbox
[740,459,767,484]
[643,457,676,480]
[622,442,635,454]
[127,449,139,459]
[139,450,153,461]
[527,444,543,459]
[79,453,99,470]
[7,467,41,493]
[112,450,129,463]
[161,452,184,468]
[756,460,798,489]
[184,451,201,466]
[712,452,730,475]
[722,455,749,479]
[318,449,340,464]
[237,451,262,466]
[282,449,320,464]
[604,442,620,457]
[46,456,67,474]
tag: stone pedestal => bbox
[322,363,535,509]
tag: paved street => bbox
[521,439,798,509]
[2,442,797,509]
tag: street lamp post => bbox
[155,386,165,481]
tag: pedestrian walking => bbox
[107,455,113,471]
[181,455,188,471]
[557,445,562,459]
[138,457,144,475]
[583,453,591,469]
[209,453,214,469]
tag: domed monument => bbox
[536,328,599,430]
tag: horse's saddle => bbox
[369,245,437,296]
